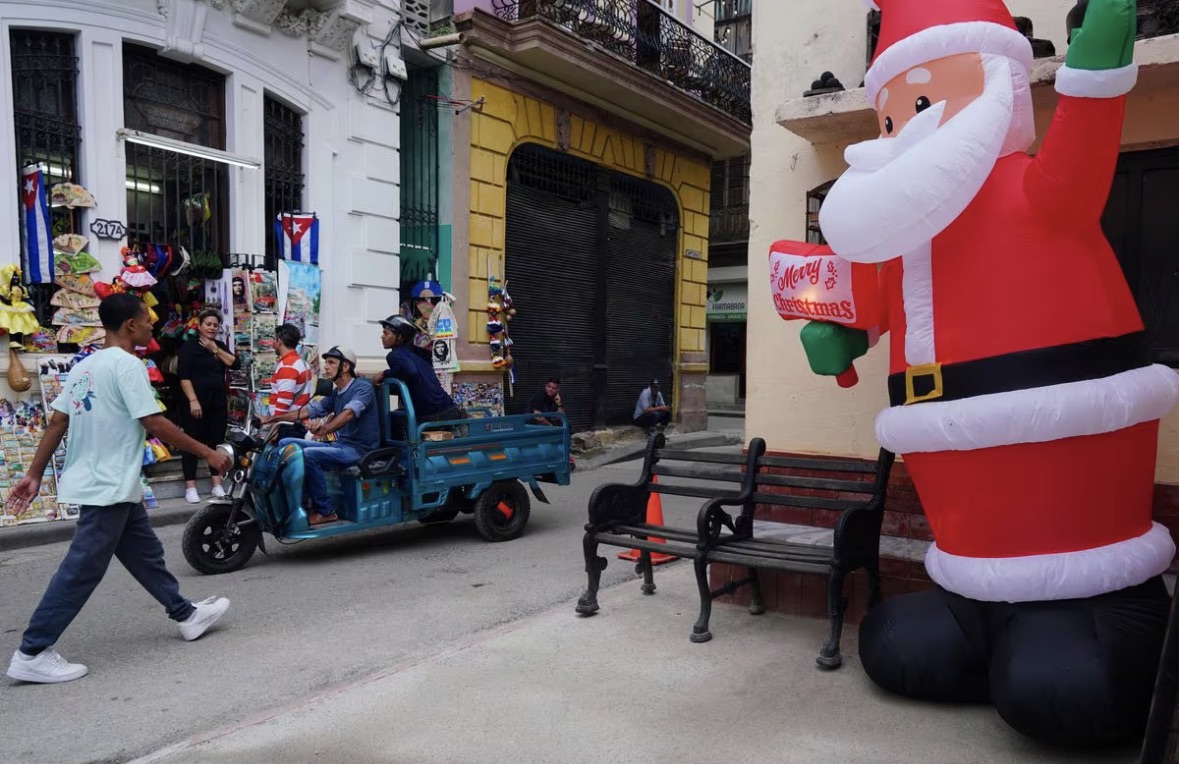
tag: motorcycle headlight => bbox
[216,443,236,463]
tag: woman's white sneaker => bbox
[184,487,200,504]
[210,485,227,499]
[178,596,230,641]
[7,648,88,683]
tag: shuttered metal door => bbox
[603,175,677,425]
[503,146,599,432]
[503,143,678,431]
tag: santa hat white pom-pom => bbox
[861,0,880,10]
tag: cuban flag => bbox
[20,165,54,283]
[275,212,319,265]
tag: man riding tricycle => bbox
[181,343,571,575]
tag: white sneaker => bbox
[185,487,200,504]
[7,648,88,683]
[178,596,230,641]
[210,485,227,499]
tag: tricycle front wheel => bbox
[182,502,261,575]
[473,481,531,542]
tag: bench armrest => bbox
[586,482,650,531]
[831,448,895,568]
[696,495,755,549]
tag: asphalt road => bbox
[0,459,718,764]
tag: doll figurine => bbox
[0,265,37,391]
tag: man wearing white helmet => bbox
[261,345,380,525]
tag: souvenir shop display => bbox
[278,260,321,348]
[0,392,59,526]
[486,271,518,397]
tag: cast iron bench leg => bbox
[748,567,766,615]
[867,558,883,608]
[816,566,847,670]
[638,549,656,595]
[690,557,713,643]
[575,531,607,616]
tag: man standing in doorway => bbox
[633,379,671,434]
[7,294,234,684]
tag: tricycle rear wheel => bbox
[182,502,261,575]
[473,481,531,542]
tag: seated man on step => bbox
[260,346,380,526]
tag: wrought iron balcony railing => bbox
[490,0,751,124]
[709,203,749,244]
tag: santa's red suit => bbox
[874,100,1178,602]
[783,0,1178,748]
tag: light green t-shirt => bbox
[51,347,161,507]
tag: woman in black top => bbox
[177,308,238,503]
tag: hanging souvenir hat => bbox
[49,183,96,209]
[55,272,98,296]
[53,234,88,256]
[487,319,504,335]
[56,325,105,345]
[148,244,174,280]
[50,289,100,309]
[52,306,102,327]
[412,279,444,300]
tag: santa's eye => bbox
[884,116,894,134]
[915,96,932,113]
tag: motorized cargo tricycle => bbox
[182,379,572,574]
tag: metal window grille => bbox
[264,95,305,269]
[123,45,229,259]
[10,30,81,326]
[399,65,441,300]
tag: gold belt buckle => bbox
[904,362,944,405]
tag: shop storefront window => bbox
[10,30,81,326]
[123,45,228,256]
[263,95,305,270]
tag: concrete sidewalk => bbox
[129,563,1137,764]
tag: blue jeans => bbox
[20,503,195,655]
[278,438,361,515]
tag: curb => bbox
[0,502,198,553]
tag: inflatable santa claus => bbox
[772,0,1178,747]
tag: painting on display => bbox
[452,382,503,417]
[0,396,60,526]
[278,260,322,347]
[204,270,234,351]
[249,270,278,314]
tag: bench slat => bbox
[654,450,747,465]
[593,533,697,559]
[751,492,864,511]
[706,549,830,575]
[757,455,877,474]
[653,484,744,500]
[652,464,745,483]
[754,474,876,494]
[611,524,699,544]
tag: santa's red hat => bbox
[863,0,1034,104]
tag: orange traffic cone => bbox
[619,475,677,565]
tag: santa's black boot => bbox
[858,587,991,703]
[988,576,1171,748]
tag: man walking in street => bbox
[6,293,234,684]
[633,379,671,434]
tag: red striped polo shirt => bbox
[271,350,313,415]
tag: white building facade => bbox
[0,0,406,359]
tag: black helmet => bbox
[379,314,419,336]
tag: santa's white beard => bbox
[819,55,1017,264]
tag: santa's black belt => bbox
[887,331,1150,407]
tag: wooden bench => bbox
[576,434,895,669]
